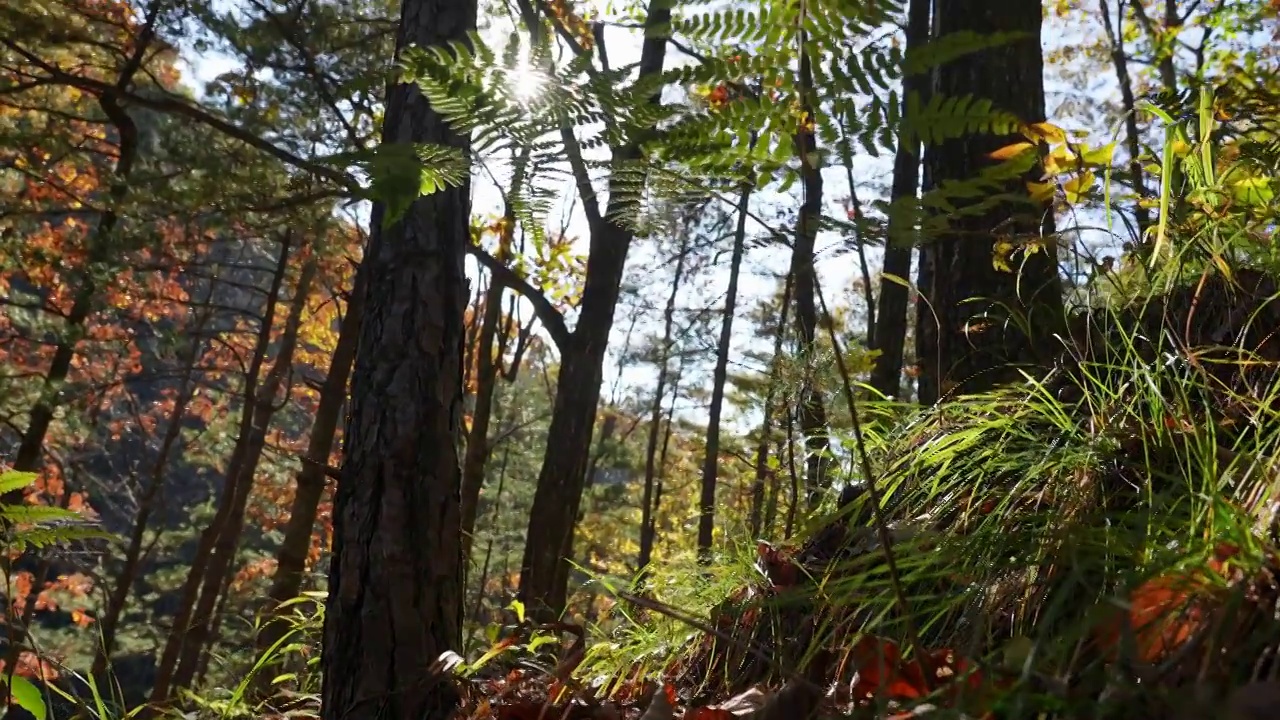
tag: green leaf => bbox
[508,598,525,624]
[527,634,561,652]
[1232,176,1275,206]
[0,471,36,497]
[5,675,46,720]
[1080,141,1117,166]
[352,144,468,228]
[0,505,82,523]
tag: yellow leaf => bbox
[1063,170,1096,203]
[992,240,1016,273]
[989,141,1035,161]
[1044,145,1077,175]
[1232,176,1275,206]
[1024,121,1068,144]
[1081,142,1117,166]
[1025,180,1056,203]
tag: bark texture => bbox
[915,0,1063,405]
[320,0,474,714]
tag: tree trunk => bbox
[516,0,670,619]
[643,365,682,569]
[749,272,792,539]
[156,251,315,699]
[7,11,160,482]
[320,0,474,714]
[916,0,1063,404]
[1098,0,1151,240]
[255,267,365,673]
[91,295,215,677]
[459,275,504,563]
[637,233,689,577]
[168,257,317,695]
[783,399,800,539]
[148,237,293,712]
[697,177,753,559]
[791,44,831,510]
[868,0,930,401]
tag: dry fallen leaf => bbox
[713,687,768,716]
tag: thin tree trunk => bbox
[468,444,509,630]
[644,367,682,566]
[194,557,237,685]
[749,272,792,539]
[91,294,216,677]
[169,256,317,696]
[1129,0,1182,223]
[254,267,365,675]
[783,398,800,539]
[696,174,754,559]
[517,0,671,619]
[638,234,689,576]
[6,10,160,482]
[850,180,876,345]
[460,145,530,560]
[1098,0,1152,238]
[146,238,293,712]
[792,46,831,510]
[459,275,504,563]
[868,0,930,400]
[763,433,782,534]
[319,0,474,713]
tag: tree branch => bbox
[467,246,571,351]
[0,38,360,191]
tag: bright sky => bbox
[173,1,1172,429]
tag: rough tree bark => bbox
[319,0,474,713]
[915,0,1064,404]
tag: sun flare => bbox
[509,61,545,104]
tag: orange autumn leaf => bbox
[756,541,799,588]
[988,141,1035,161]
[848,636,927,701]
[1094,549,1240,664]
[846,636,992,713]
